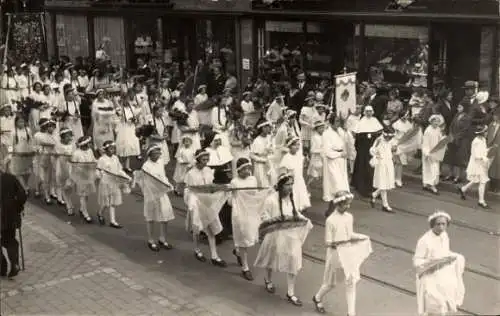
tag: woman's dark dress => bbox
[351,131,381,197]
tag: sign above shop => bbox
[252,0,331,11]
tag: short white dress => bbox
[138,160,175,222]
[280,152,311,211]
[466,136,490,184]
[254,193,313,275]
[9,128,33,176]
[96,154,130,207]
[370,137,396,190]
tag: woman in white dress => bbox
[91,89,117,151]
[459,125,491,208]
[299,95,318,154]
[369,126,396,213]
[413,211,465,316]
[8,115,33,193]
[322,113,350,202]
[58,85,84,140]
[254,171,313,307]
[280,136,311,212]
[134,145,175,251]
[313,191,372,315]
[115,95,141,172]
[178,99,201,154]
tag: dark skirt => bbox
[443,139,471,168]
[351,132,379,197]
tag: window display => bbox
[359,24,429,88]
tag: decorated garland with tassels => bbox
[258,215,308,241]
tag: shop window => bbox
[55,15,89,60]
[130,18,162,67]
[196,19,236,74]
[358,24,429,88]
[94,16,126,67]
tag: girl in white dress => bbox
[96,140,132,228]
[173,135,195,194]
[70,136,96,223]
[54,128,75,214]
[178,99,201,153]
[312,191,372,315]
[280,136,311,212]
[9,115,33,193]
[250,120,275,187]
[306,120,325,187]
[151,105,171,166]
[115,97,141,171]
[33,118,57,204]
[254,171,313,306]
[369,126,396,213]
[299,95,318,154]
[459,125,492,208]
[134,145,175,251]
[422,115,447,194]
[230,158,270,281]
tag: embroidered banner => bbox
[335,72,357,119]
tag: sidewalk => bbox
[0,203,253,316]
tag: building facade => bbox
[44,0,500,98]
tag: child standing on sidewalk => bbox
[458,125,494,209]
[369,126,396,213]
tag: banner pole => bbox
[3,14,12,65]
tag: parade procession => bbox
[0,0,499,315]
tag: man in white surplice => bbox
[413,211,465,316]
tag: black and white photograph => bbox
[0,0,499,315]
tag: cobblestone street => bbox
[0,203,253,316]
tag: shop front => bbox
[54,14,90,60]
[94,16,126,67]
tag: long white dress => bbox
[54,142,75,189]
[422,126,447,186]
[307,131,323,178]
[466,136,489,184]
[137,159,175,222]
[280,152,311,211]
[393,119,418,165]
[115,105,141,157]
[92,99,117,150]
[370,137,396,190]
[322,127,350,202]
[230,176,269,248]
[250,135,274,188]
[70,148,96,196]
[413,230,465,315]
[254,192,313,275]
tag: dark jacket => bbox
[1,171,27,231]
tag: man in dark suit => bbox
[1,163,28,278]
[294,72,312,115]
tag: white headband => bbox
[195,150,209,160]
[428,211,451,223]
[146,144,162,156]
[364,106,374,112]
[257,121,271,129]
[40,119,55,128]
[59,128,72,136]
[102,142,116,150]
[237,162,252,171]
[286,137,300,147]
[77,137,91,146]
[332,192,354,204]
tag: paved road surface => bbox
[1,160,498,315]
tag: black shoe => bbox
[57,199,66,206]
[232,249,243,266]
[194,251,206,262]
[312,296,326,314]
[158,240,173,250]
[109,222,122,229]
[241,270,254,281]
[382,206,395,213]
[97,215,105,225]
[210,258,227,268]
[264,279,275,293]
[8,265,20,278]
[370,197,376,208]
[478,202,490,209]
[147,241,160,252]
[286,294,303,306]
[457,187,467,200]
[45,198,53,205]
